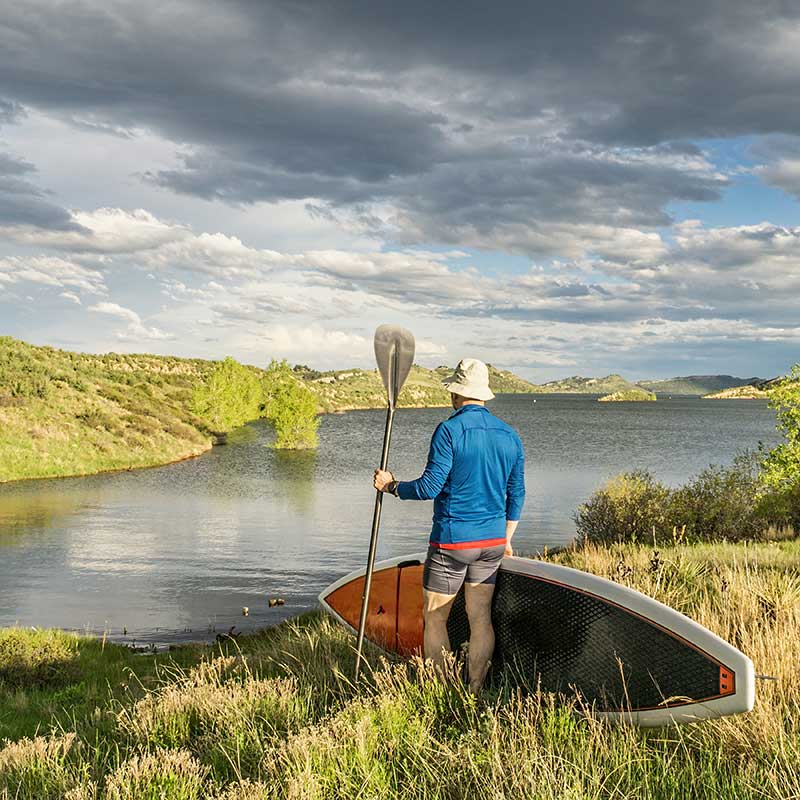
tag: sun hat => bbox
[441,358,495,401]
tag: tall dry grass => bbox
[0,540,798,799]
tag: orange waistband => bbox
[430,537,506,550]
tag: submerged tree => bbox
[190,357,262,432]
[191,356,319,449]
[262,360,319,449]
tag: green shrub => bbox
[75,408,118,433]
[262,360,319,449]
[574,471,671,545]
[759,365,800,530]
[0,630,80,689]
[0,345,51,399]
[190,357,263,432]
[576,454,794,545]
[669,453,764,542]
[756,481,800,532]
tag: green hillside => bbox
[0,335,580,482]
[539,374,640,394]
[703,385,769,399]
[303,362,541,412]
[0,337,216,483]
[301,365,451,413]
[638,375,760,395]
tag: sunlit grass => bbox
[1,540,799,797]
[0,337,214,483]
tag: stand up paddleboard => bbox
[320,554,755,727]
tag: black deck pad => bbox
[446,570,720,711]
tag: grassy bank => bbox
[1,539,798,799]
[0,337,215,483]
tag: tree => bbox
[190,357,262,431]
[759,364,800,528]
[262,360,320,449]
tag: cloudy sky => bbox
[1,1,799,380]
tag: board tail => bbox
[320,556,426,657]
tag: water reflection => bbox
[0,396,781,644]
[272,449,317,513]
[0,486,89,544]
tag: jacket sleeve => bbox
[396,423,453,501]
[505,438,526,521]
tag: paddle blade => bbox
[374,325,415,407]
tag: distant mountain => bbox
[638,375,761,395]
[538,374,640,394]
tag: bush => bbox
[756,481,800,532]
[0,630,80,689]
[0,345,51,399]
[759,365,800,530]
[75,408,118,433]
[262,360,320,449]
[190,357,263,432]
[574,471,671,546]
[576,454,794,545]
[670,453,764,542]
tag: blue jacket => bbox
[397,405,525,548]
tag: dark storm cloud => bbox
[0,1,797,248]
[0,153,83,231]
[242,0,800,143]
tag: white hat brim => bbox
[441,379,495,401]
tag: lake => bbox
[0,395,780,645]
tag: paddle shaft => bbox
[354,403,395,680]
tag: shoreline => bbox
[0,440,214,487]
[0,401,455,486]
[0,392,772,486]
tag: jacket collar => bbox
[449,404,490,419]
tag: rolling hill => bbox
[638,375,761,395]
[538,374,641,394]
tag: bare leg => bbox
[464,582,496,693]
[422,589,457,671]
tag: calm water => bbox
[0,395,780,645]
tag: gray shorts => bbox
[422,544,506,595]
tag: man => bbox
[373,358,525,692]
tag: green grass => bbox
[1,540,799,798]
[0,337,215,483]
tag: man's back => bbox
[397,404,525,547]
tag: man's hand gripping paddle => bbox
[353,325,415,680]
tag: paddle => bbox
[353,324,415,680]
